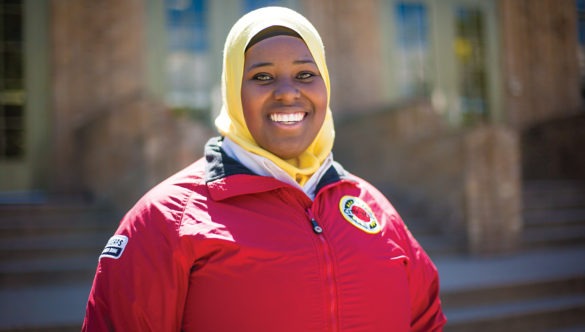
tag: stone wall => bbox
[500,0,582,129]
[76,98,212,211]
[50,0,213,211]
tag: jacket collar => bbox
[205,137,256,182]
[204,137,349,201]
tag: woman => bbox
[83,6,446,331]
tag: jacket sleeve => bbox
[82,195,191,332]
[401,223,447,331]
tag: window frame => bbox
[380,0,501,127]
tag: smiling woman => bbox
[215,8,335,187]
[82,6,446,332]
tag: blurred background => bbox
[0,0,584,330]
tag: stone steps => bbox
[0,203,117,289]
[0,202,117,331]
[0,204,115,235]
[0,282,90,332]
[522,180,585,208]
[437,246,585,332]
[445,294,585,332]
[443,277,585,332]
[522,224,585,248]
[549,326,585,332]
[0,255,99,288]
[521,180,585,249]
[385,180,585,331]
[0,232,112,260]
[388,180,585,332]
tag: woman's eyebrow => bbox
[247,62,273,71]
[294,59,316,65]
[246,58,317,71]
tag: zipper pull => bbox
[307,208,323,234]
[310,218,323,234]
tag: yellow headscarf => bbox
[215,6,335,186]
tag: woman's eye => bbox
[297,72,314,80]
[253,73,272,81]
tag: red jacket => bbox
[83,138,446,331]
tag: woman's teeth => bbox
[270,112,305,124]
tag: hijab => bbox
[214,6,335,186]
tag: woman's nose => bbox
[273,81,300,102]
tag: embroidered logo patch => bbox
[339,196,381,234]
[99,235,128,260]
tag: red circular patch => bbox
[351,205,370,222]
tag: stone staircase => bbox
[521,180,585,249]
[436,180,585,332]
[438,245,585,332]
[0,199,119,331]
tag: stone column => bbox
[300,0,384,113]
[50,0,147,196]
[464,125,522,254]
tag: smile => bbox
[269,112,307,124]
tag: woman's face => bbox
[241,35,327,160]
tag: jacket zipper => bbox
[307,208,339,332]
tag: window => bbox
[394,2,431,97]
[382,0,498,126]
[0,0,25,160]
[454,6,488,124]
[165,0,210,116]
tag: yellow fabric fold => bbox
[215,6,335,186]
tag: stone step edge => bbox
[441,275,585,309]
[0,232,111,251]
[444,293,585,325]
[0,255,98,274]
